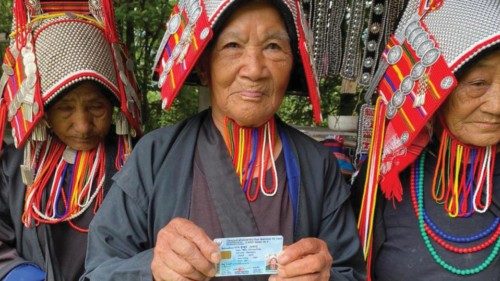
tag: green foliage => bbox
[114,0,175,132]
[278,76,343,127]
[144,86,199,132]
[0,1,12,56]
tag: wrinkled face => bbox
[206,1,293,127]
[441,50,500,148]
[46,81,113,151]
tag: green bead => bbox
[413,153,500,276]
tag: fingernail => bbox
[277,250,287,264]
[269,275,277,281]
[208,267,217,277]
[211,252,221,263]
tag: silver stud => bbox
[200,27,210,40]
[440,76,454,90]
[391,91,405,108]
[386,104,397,119]
[400,76,414,95]
[416,40,434,58]
[410,62,425,81]
[422,48,440,67]
[386,45,403,65]
[167,14,181,35]
[404,20,419,39]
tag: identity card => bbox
[214,235,283,276]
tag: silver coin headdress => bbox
[0,0,142,150]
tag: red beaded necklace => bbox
[410,152,500,275]
[410,160,500,253]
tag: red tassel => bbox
[379,128,430,201]
[14,0,27,46]
[380,172,404,201]
[101,0,119,43]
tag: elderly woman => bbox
[354,0,500,280]
[0,0,141,280]
[82,0,365,280]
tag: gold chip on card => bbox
[220,250,232,260]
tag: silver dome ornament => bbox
[200,27,210,40]
[400,76,414,95]
[386,45,403,65]
[440,76,454,90]
[167,14,181,35]
[416,40,434,58]
[421,48,440,67]
[390,90,405,108]
[410,62,425,81]
[385,103,397,120]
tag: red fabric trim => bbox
[450,35,500,72]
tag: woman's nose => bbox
[240,48,266,80]
[72,109,93,136]
[482,80,500,115]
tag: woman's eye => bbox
[468,80,488,87]
[90,104,104,110]
[266,42,281,50]
[56,106,73,112]
[223,42,239,49]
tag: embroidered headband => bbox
[152,0,323,123]
[0,0,142,150]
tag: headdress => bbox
[357,0,500,275]
[152,0,323,123]
[0,0,142,151]
[0,0,142,231]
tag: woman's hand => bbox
[269,238,332,281]
[151,218,221,281]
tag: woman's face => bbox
[441,50,500,148]
[206,1,293,128]
[46,81,113,151]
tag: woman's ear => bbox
[196,54,210,86]
[199,70,209,86]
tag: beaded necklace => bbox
[223,117,278,202]
[411,152,500,275]
[21,135,106,232]
[431,126,496,217]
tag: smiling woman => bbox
[82,0,366,280]
[441,51,500,148]
[205,1,293,128]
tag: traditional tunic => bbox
[0,135,118,281]
[82,110,366,281]
[352,144,500,281]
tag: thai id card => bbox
[214,235,283,276]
